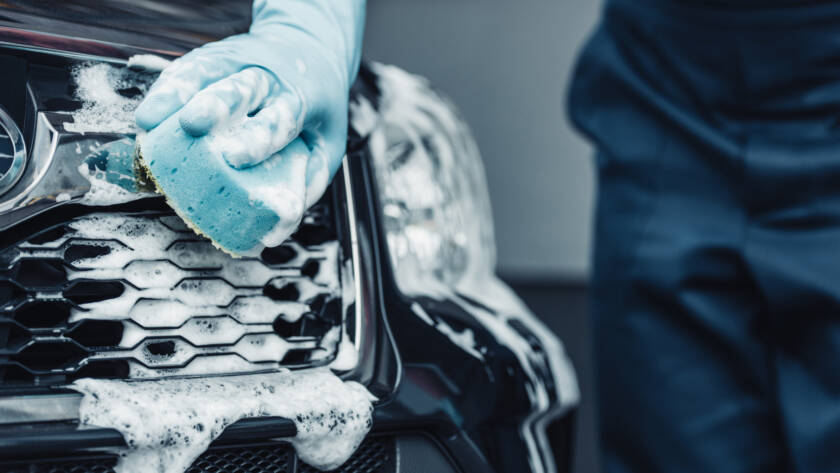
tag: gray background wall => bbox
[364,0,602,281]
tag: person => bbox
[134,0,366,255]
[569,1,840,472]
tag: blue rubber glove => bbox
[135,0,365,255]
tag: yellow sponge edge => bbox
[133,137,244,258]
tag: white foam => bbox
[348,89,378,137]
[246,152,308,250]
[208,79,299,170]
[252,184,305,249]
[304,152,331,208]
[127,54,172,72]
[71,369,375,473]
[65,63,154,134]
[322,257,359,371]
[128,355,266,379]
[119,317,272,348]
[333,335,359,371]
[76,161,138,206]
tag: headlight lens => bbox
[354,63,497,296]
[353,64,581,473]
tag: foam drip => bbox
[65,63,155,134]
[71,369,375,473]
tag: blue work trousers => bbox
[569,1,840,472]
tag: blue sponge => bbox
[138,113,309,256]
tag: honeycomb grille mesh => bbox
[0,199,345,387]
[297,437,391,473]
[186,445,292,473]
[3,437,394,473]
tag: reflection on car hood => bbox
[0,0,251,53]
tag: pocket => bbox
[566,26,609,146]
[569,19,672,284]
[567,22,666,174]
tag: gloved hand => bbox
[135,0,365,255]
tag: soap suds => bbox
[71,369,375,473]
[118,317,262,348]
[321,258,359,371]
[77,161,138,206]
[304,151,331,208]
[316,325,357,371]
[65,63,155,134]
[127,54,172,72]
[249,181,306,249]
[198,68,301,170]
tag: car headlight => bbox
[352,62,497,297]
[352,62,580,473]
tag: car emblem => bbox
[0,106,26,197]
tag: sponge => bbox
[137,113,309,257]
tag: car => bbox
[0,2,579,472]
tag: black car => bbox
[0,2,578,472]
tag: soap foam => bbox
[77,161,139,206]
[127,54,172,73]
[201,68,300,170]
[65,63,155,134]
[249,181,306,249]
[322,258,360,371]
[71,369,375,473]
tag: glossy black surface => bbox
[4,434,406,473]
[0,1,251,54]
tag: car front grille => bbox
[0,195,345,388]
[4,436,395,473]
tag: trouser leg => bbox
[564,3,840,471]
[590,134,789,473]
[743,135,840,473]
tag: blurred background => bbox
[364,1,602,471]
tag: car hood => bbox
[0,0,251,54]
